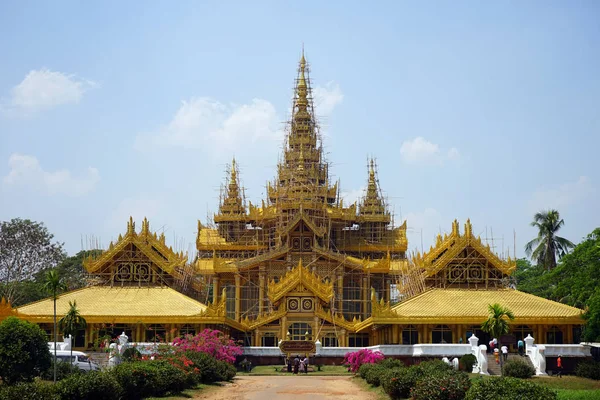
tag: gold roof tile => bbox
[16,286,207,321]
[392,288,584,324]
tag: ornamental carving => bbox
[267,259,333,303]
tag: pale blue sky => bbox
[1,1,598,258]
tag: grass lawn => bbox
[237,364,351,376]
[468,374,600,399]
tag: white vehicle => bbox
[51,350,100,372]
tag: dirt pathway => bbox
[193,375,378,400]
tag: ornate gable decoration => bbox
[0,297,18,321]
[267,259,334,303]
[84,217,188,275]
[412,219,516,277]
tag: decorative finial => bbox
[465,218,472,237]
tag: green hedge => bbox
[0,382,58,400]
[0,351,237,400]
[575,360,600,380]
[465,376,557,400]
[55,371,123,400]
[460,354,477,372]
[410,369,471,400]
[380,367,419,400]
[502,358,536,378]
[40,360,83,381]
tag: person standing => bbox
[494,348,500,364]
[302,356,309,374]
[501,345,508,362]
[517,339,524,356]
[556,355,563,378]
[293,355,300,374]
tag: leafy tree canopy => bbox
[0,218,65,305]
[517,227,600,341]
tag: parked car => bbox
[51,350,100,372]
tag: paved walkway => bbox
[194,375,378,400]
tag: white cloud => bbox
[340,187,365,206]
[136,97,281,152]
[3,153,99,196]
[529,176,593,212]
[399,137,459,165]
[313,82,343,116]
[7,68,96,113]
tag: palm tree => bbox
[481,303,515,374]
[43,269,66,383]
[59,300,87,364]
[525,209,575,271]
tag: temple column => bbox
[423,325,431,343]
[259,269,266,316]
[385,278,391,303]
[337,272,344,314]
[313,316,319,342]
[340,329,347,347]
[392,325,400,344]
[456,325,463,343]
[566,325,573,344]
[281,316,288,340]
[212,276,220,303]
[235,274,241,321]
[362,276,368,319]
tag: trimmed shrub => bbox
[0,317,51,384]
[0,381,58,400]
[465,376,557,400]
[414,359,454,375]
[575,360,600,380]
[40,360,83,381]
[410,369,471,400]
[364,364,386,386]
[460,354,477,372]
[379,357,405,369]
[56,370,123,400]
[380,367,420,400]
[113,361,162,399]
[503,358,536,378]
[358,362,377,380]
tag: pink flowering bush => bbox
[172,329,242,364]
[343,349,385,373]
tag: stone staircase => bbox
[486,353,535,375]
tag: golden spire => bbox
[360,158,386,217]
[217,158,245,216]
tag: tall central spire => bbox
[267,49,338,208]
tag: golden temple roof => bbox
[412,219,516,277]
[391,288,584,324]
[16,286,207,323]
[85,217,187,275]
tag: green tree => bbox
[481,303,515,373]
[43,269,66,383]
[0,317,51,384]
[59,300,87,363]
[0,218,65,305]
[525,210,574,271]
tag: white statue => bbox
[108,331,129,368]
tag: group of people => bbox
[488,338,526,364]
[286,355,309,374]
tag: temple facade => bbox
[11,52,584,350]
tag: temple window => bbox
[323,333,339,347]
[402,325,418,345]
[349,333,369,347]
[546,326,563,344]
[145,324,166,342]
[261,332,277,347]
[432,325,453,343]
[179,324,195,337]
[99,324,133,340]
[289,322,312,341]
[513,325,533,342]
